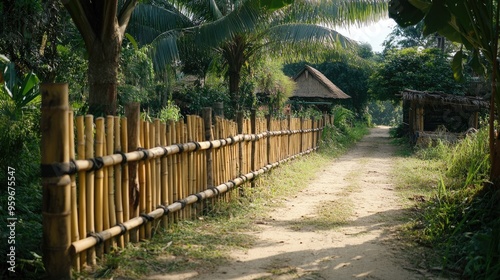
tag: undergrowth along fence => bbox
[40,84,332,279]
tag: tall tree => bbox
[369,47,466,102]
[389,0,500,185]
[129,0,388,113]
[62,0,140,116]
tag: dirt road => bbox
[154,127,427,279]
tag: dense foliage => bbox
[403,129,499,279]
[369,47,466,102]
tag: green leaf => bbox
[436,22,463,43]
[20,72,39,97]
[469,50,486,77]
[389,0,425,27]
[125,33,139,50]
[423,0,450,36]
[451,50,464,82]
[0,54,10,64]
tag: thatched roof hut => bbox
[402,89,489,109]
[401,89,489,144]
[292,65,350,100]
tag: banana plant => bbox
[0,54,40,120]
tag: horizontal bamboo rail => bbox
[57,129,319,175]
[41,89,331,277]
[70,147,315,255]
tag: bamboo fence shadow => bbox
[40,84,333,279]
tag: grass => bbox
[76,122,369,279]
[391,127,500,279]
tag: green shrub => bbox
[404,127,499,278]
[157,100,182,122]
[0,106,43,278]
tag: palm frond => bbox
[277,0,388,28]
[127,4,192,46]
[192,0,264,47]
[149,30,181,73]
[265,23,356,48]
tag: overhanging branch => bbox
[62,0,96,50]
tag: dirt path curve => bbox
[161,126,426,280]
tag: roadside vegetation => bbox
[393,128,500,279]
[75,108,368,279]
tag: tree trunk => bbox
[87,33,121,116]
[223,35,247,114]
[229,69,242,111]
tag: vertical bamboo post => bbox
[266,115,271,164]
[68,111,80,271]
[95,118,105,257]
[125,103,140,242]
[84,115,96,265]
[114,116,124,247]
[106,116,116,250]
[237,111,244,175]
[202,108,214,189]
[160,122,168,227]
[250,110,256,188]
[141,121,151,239]
[187,116,195,218]
[76,116,87,266]
[121,117,130,244]
[287,115,291,158]
[300,117,304,153]
[41,83,72,279]
[169,121,178,222]
[154,119,161,209]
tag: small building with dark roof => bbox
[290,65,350,111]
[401,89,489,144]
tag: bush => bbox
[406,127,499,278]
[0,106,44,278]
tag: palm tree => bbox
[129,0,388,113]
[63,0,293,115]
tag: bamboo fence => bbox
[40,87,332,278]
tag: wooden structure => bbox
[401,89,489,143]
[290,65,350,111]
[41,88,334,277]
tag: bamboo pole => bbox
[187,116,194,218]
[121,117,130,244]
[125,103,140,242]
[95,118,105,257]
[106,116,116,250]
[106,116,116,227]
[68,111,80,271]
[160,122,168,227]
[139,121,148,239]
[181,122,188,218]
[251,110,256,188]
[114,116,124,247]
[154,119,161,210]
[169,121,178,222]
[76,116,87,267]
[145,121,153,239]
[84,115,96,265]
[41,83,72,279]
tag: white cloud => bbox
[336,18,397,53]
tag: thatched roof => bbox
[401,89,489,109]
[292,65,350,99]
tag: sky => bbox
[336,18,398,53]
